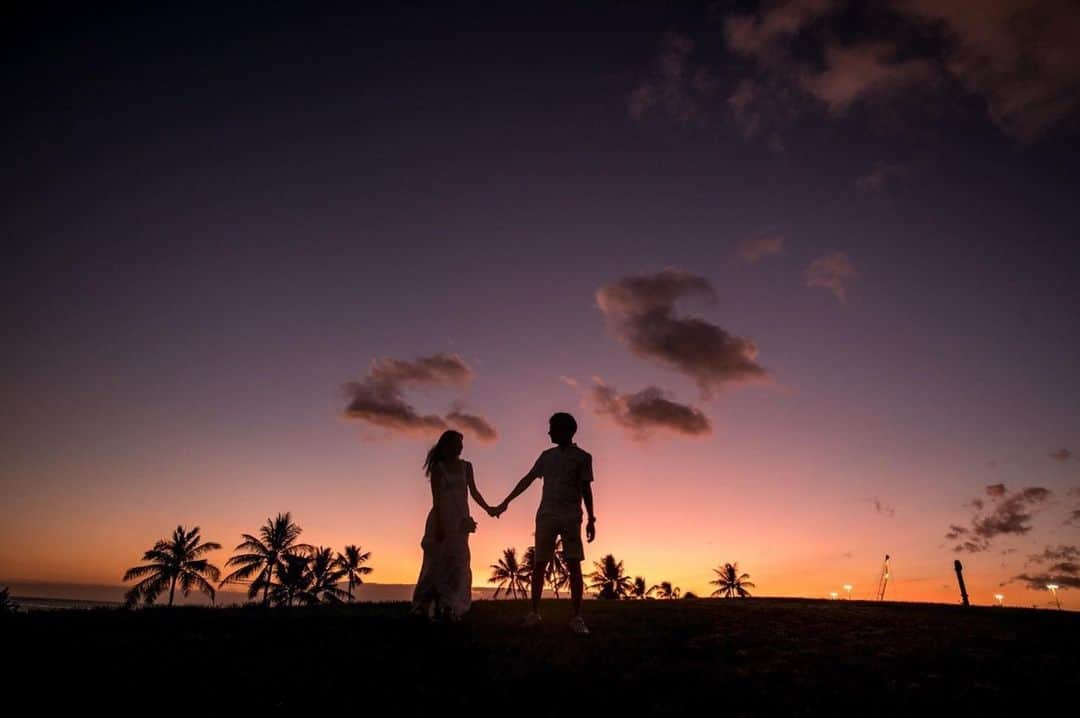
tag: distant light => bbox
[842,584,853,599]
[994,594,1004,606]
[830,592,838,599]
[1047,584,1062,610]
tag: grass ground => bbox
[6,597,1077,715]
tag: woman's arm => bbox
[465,462,492,512]
[430,466,446,540]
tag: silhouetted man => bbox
[496,412,595,635]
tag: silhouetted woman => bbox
[411,430,498,620]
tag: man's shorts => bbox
[534,512,584,564]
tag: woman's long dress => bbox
[411,460,472,619]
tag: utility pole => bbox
[875,554,891,600]
[954,559,969,607]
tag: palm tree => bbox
[220,512,312,606]
[545,541,569,598]
[271,552,313,607]
[710,562,755,598]
[520,544,569,598]
[630,576,657,600]
[304,547,350,605]
[122,525,222,607]
[587,554,633,600]
[334,545,374,602]
[0,587,18,615]
[489,548,529,599]
[651,581,681,600]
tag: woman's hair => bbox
[423,430,463,477]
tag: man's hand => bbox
[485,504,505,518]
[586,516,596,543]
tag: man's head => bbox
[548,412,577,445]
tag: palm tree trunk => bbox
[262,563,273,607]
[168,575,177,607]
[349,575,355,603]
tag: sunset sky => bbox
[4,1,1079,608]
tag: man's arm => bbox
[582,460,596,542]
[498,456,543,512]
[499,473,537,511]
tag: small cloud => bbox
[446,410,498,443]
[628,31,718,127]
[591,380,711,441]
[855,162,910,193]
[1027,545,1080,566]
[947,484,1053,553]
[1010,573,1080,591]
[596,268,766,397]
[1050,448,1073,462]
[1066,509,1080,527]
[944,524,969,540]
[873,499,895,518]
[342,353,497,442]
[806,252,857,303]
[737,233,785,262]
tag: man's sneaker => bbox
[522,612,543,628]
[568,615,590,636]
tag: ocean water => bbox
[12,596,124,611]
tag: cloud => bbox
[591,380,711,441]
[1067,509,1080,527]
[343,353,497,442]
[898,0,1080,142]
[446,410,498,443]
[856,162,910,192]
[873,499,896,518]
[804,42,935,115]
[1050,448,1073,462]
[948,484,1053,552]
[1010,573,1080,591]
[737,233,785,262]
[944,524,968,540]
[806,252,857,303]
[596,268,766,397]
[628,31,718,126]
[720,0,1080,144]
[1027,545,1080,566]
[367,354,472,388]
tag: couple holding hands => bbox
[410,412,596,635]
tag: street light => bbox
[829,591,839,600]
[993,593,1004,607]
[843,584,853,600]
[1047,584,1061,610]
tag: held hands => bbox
[485,500,509,518]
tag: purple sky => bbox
[3,2,1079,605]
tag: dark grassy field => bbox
[6,598,1077,715]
